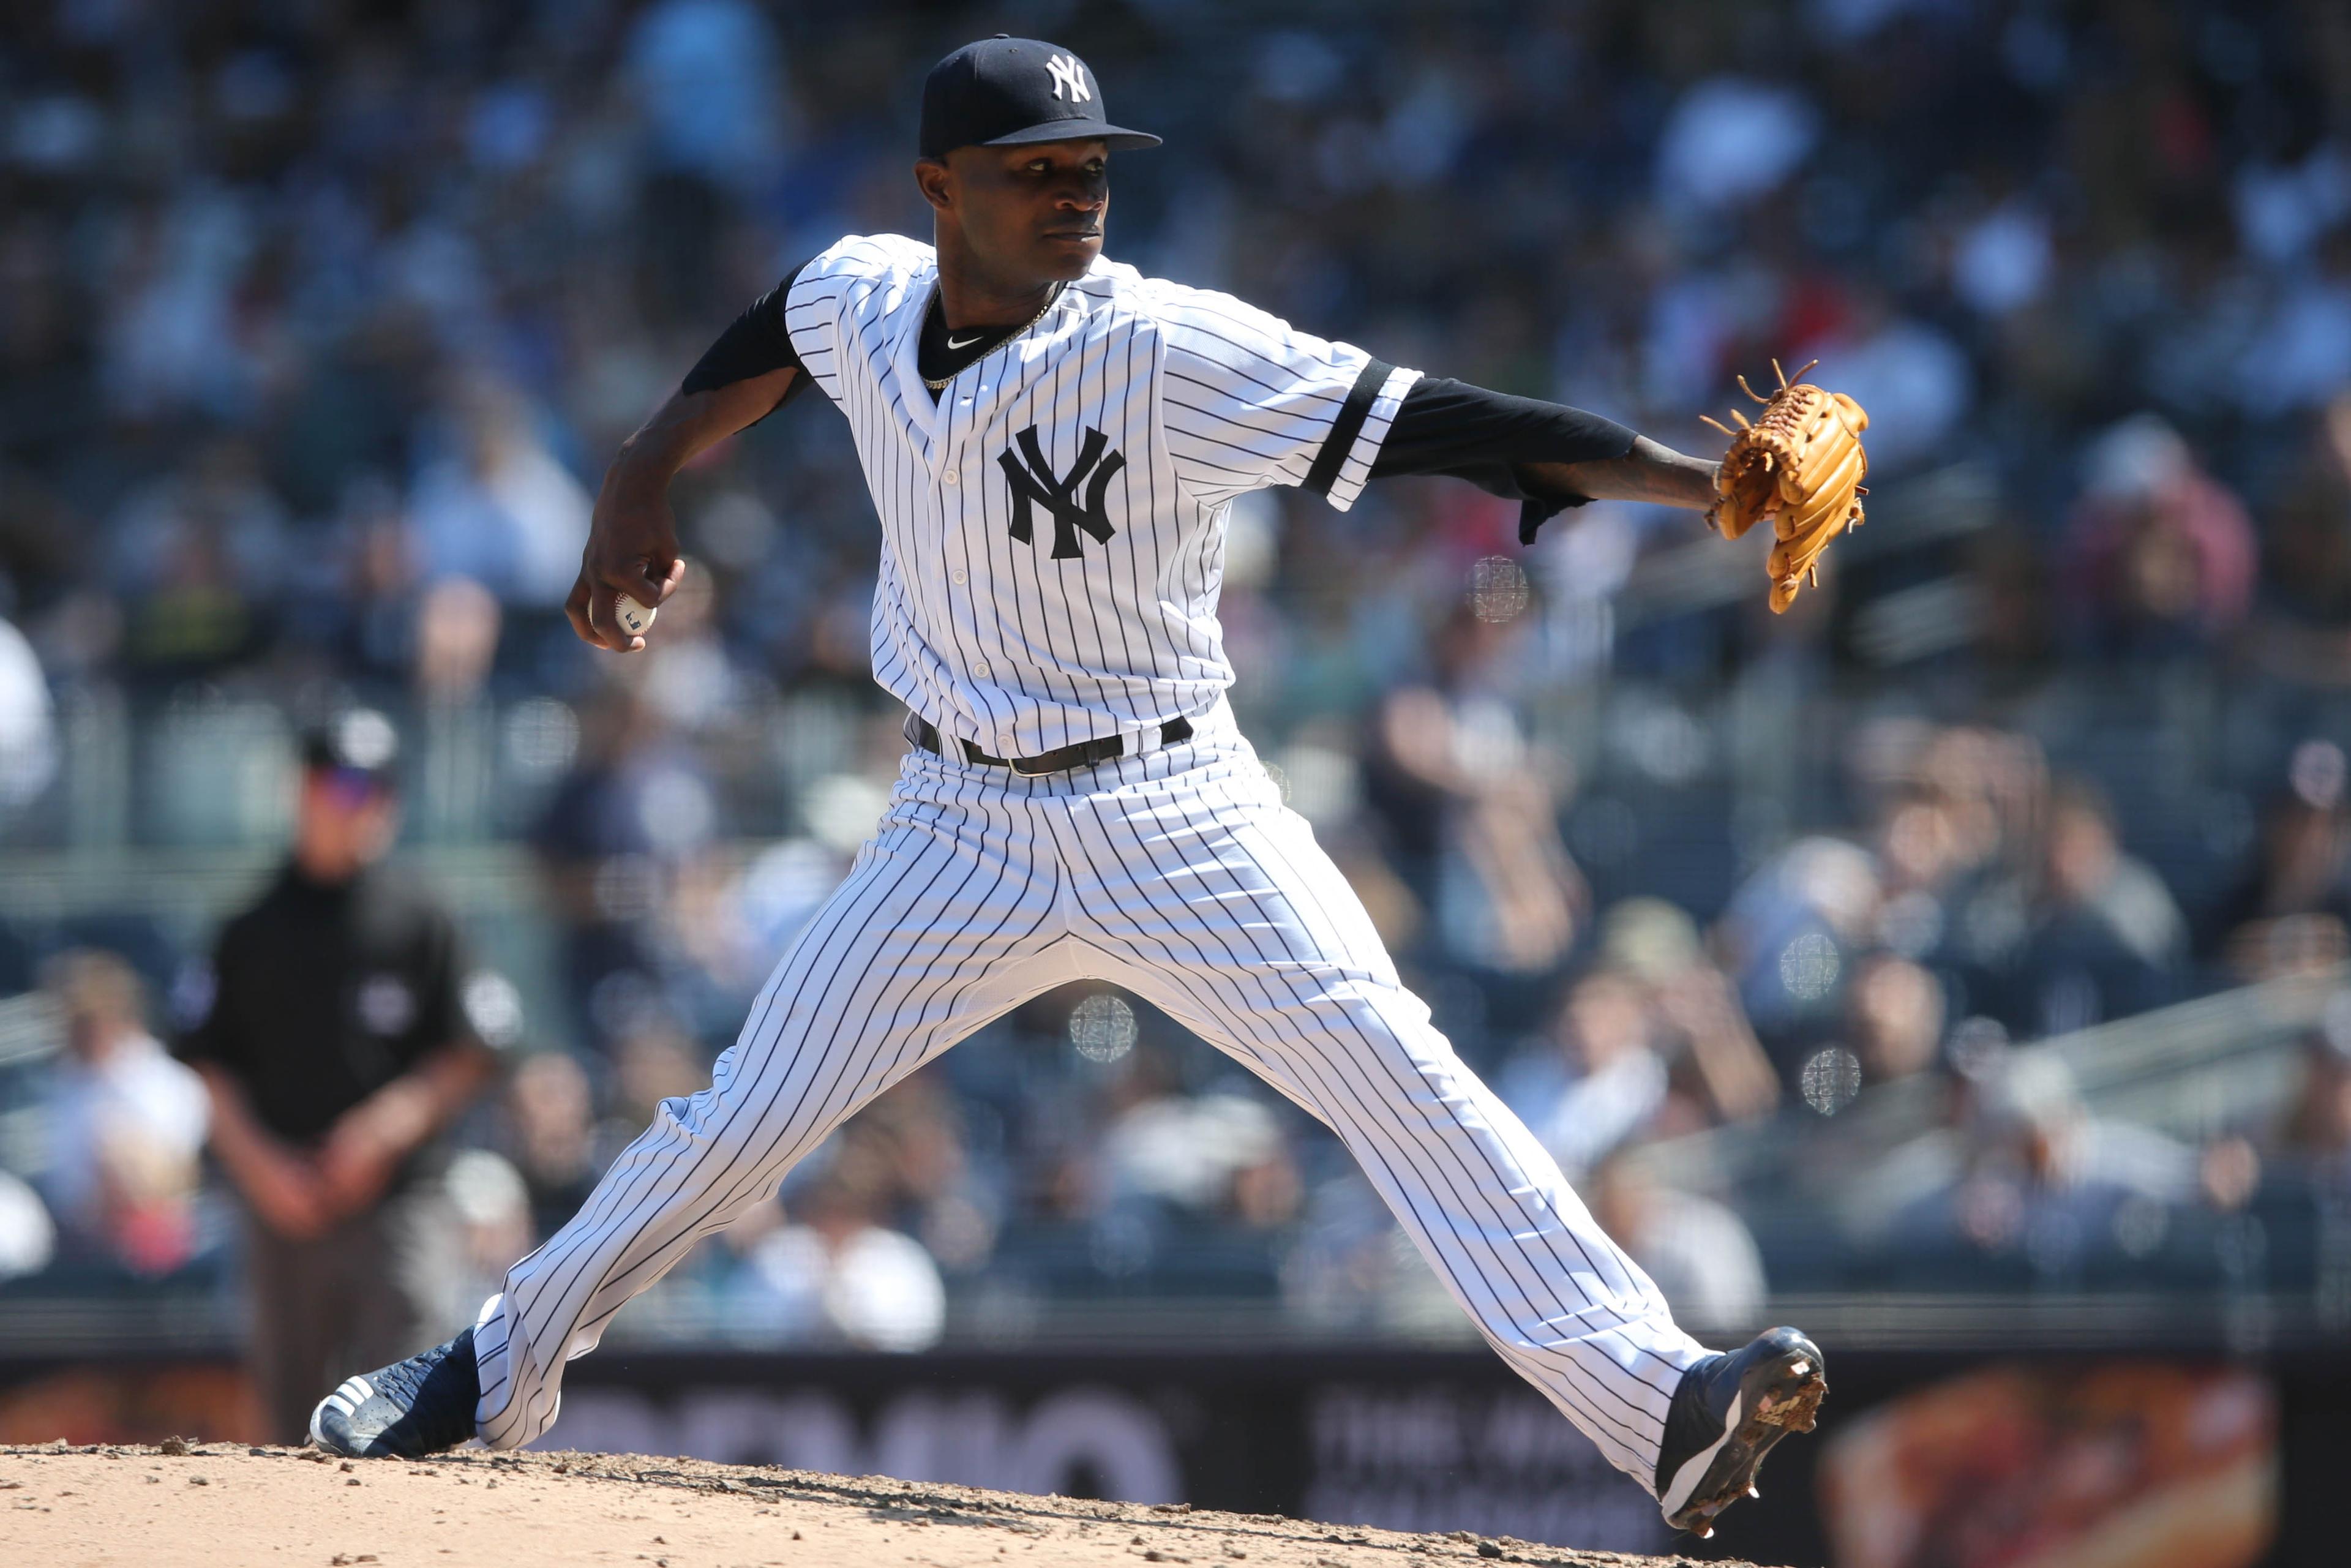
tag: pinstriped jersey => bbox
[782,234,1421,757]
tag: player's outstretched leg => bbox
[310,1327,479,1458]
[1048,748,1826,1527]
[310,758,1079,1455]
[1653,1326,1826,1538]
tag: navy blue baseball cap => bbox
[301,708,400,796]
[918,36,1161,160]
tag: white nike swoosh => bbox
[1660,1388,1741,1517]
[946,333,984,350]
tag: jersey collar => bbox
[891,256,1103,455]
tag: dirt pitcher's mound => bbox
[0,1441,1756,1568]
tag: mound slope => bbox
[0,1441,1759,1568]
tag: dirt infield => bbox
[0,1441,1755,1568]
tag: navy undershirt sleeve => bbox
[679,262,812,409]
[1370,377,1638,541]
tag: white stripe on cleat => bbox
[1659,1390,1744,1520]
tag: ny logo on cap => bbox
[1046,54,1090,103]
[1000,425,1122,558]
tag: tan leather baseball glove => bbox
[1704,361,1870,613]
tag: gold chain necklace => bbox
[923,283,1064,390]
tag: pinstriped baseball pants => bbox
[471,711,1711,1490]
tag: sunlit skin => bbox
[293,771,399,883]
[915,137,1109,329]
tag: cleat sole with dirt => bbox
[1663,1330,1829,1536]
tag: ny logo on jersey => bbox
[999,424,1123,560]
[1045,54,1090,103]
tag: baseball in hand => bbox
[613,593,658,638]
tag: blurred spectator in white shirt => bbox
[1105,1090,1289,1215]
[410,373,591,608]
[0,613,56,814]
[425,1147,534,1330]
[2061,415,2257,659]
[1793,285,1974,474]
[1891,1052,2200,1281]
[1717,836,1882,1037]
[37,949,209,1275]
[1653,77,1817,219]
[1599,898,1780,1130]
[729,1168,945,1351]
[624,0,792,196]
[1500,970,1667,1182]
[1591,1153,1768,1330]
[0,1170,56,1282]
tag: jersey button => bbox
[942,468,960,486]
[951,569,967,584]
[973,661,990,678]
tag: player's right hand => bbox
[568,481,684,653]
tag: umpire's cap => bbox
[301,707,401,794]
[918,36,1161,160]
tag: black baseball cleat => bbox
[1654,1326,1826,1539]
[309,1327,480,1459]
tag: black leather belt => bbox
[906,712,1193,776]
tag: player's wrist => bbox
[602,445,681,501]
[1627,435,1720,508]
[606,410,707,490]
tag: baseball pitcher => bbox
[313,36,1863,1540]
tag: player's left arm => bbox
[1149,287,1715,532]
[1365,376,1717,542]
[1518,435,1718,511]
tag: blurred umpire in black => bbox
[178,711,496,1443]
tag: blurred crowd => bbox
[2,0,2351,1346]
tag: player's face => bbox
[932,138,1109,283]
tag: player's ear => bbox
[913,157,953,214]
